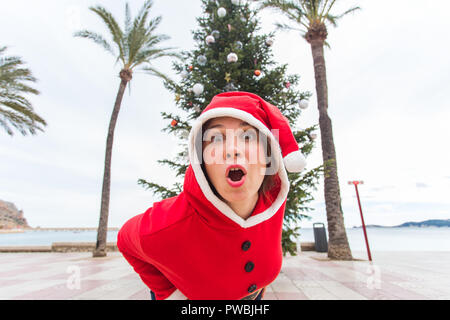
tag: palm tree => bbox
[74,0,180,257]
[0,46,46,136]
[257,0,359,260]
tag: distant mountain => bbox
[353,219,450,228]
[0,199,30,229]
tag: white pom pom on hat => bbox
[283,150,307,173]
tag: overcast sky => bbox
[1,0,449,229]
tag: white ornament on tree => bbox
[211,30,220,39]
[227,52,238,63]
[310,133,317,140]
[193,83,204,96]
[299,100,309,109]
[217,7,226,18]
[197,55,207,66]
[265,38,274,47]
[180,70,188,79]
[205,35,215,45]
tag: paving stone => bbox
[1,251,449,300]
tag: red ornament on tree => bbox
[189,65,193,71]
[171,119,178,127]
[254,69,261,77]
[285,81,291,89]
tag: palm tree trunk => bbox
[93,78,128,257]
[310,39,353,260]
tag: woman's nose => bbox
[224,136,242,159]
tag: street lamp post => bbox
[348,180,372,261]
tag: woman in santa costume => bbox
[117,91,306,300]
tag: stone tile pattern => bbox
[1,250,449,300]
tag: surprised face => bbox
[202,116,269,204]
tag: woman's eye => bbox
[211,134,223,143]
[241,130,257,141]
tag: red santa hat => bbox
[187,91,306,227]
[190,91,306,173]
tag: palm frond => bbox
[0,117,14,135]
[257,0,310,30]
[334,6,361,20]
[73,30,115,56]
[124,3,132,36]
[2,83,39,96]
[274,22,303,33]
[75,1,179,82]
[88,5,126,64]
[257,0,360,43]
[140,65,173,84]
[141,34,171,49]
[0,47,45,136]
[128,16,163,66]
[0,105,46,136]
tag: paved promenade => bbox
[0,250,449,300]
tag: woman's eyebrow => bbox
[205,121,251,130]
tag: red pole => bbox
[354,183,372,261]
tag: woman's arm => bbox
[117,213,187,300]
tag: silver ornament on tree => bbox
[211,30,220,39]
[265,38,274,47]
[310,133,317,140]
[224,82,237,92]
[299,100,309,109]
[217,7,226,18]
[205,35,215,45]
[231,0,241,5]
[180,70,189,79]
[193,83,204,96]
[197,55,207,66]
[227,52,238,63]
[235,41,243,50]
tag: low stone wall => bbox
[0,242,118,253]
[299,242,316,252]
[51,242,118,253]
[0,246,52,253]
[1,242,316,253]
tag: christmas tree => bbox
[138,0,323,256]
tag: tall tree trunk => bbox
[310,39,353,260]
[93,77,128,257]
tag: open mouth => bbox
[228,168,245,181]
[226,165,247,187]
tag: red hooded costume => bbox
[117,92,306,300]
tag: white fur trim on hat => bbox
[283,150,306,173]
[188,107,290,229]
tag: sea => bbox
[0,227,449,251]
